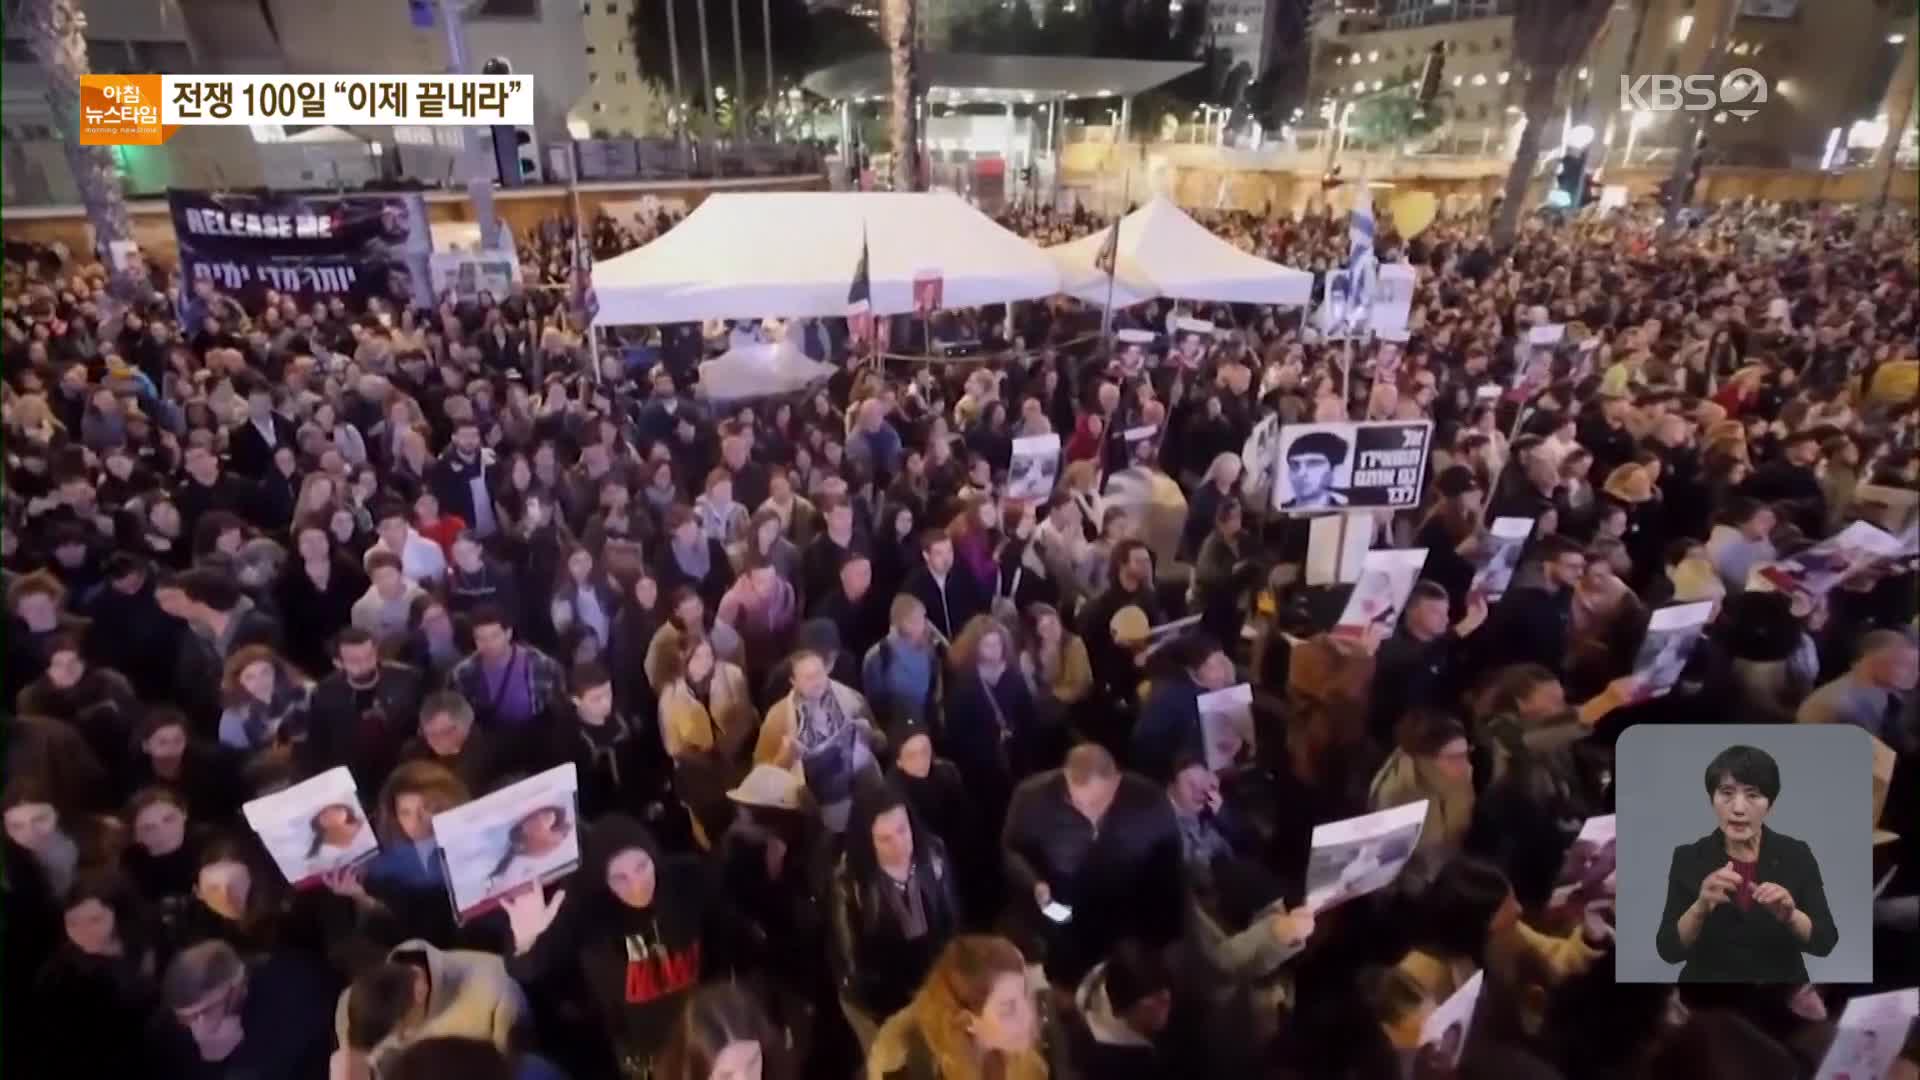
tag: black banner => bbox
[167,189,432,307]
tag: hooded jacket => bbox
[333,939,529,1074]
[1069,961,1163,1080]
[508,815,717,1071]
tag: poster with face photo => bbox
[1270,421,1432,513]
[1304,800,1427,912]
[1197,683,1255,772]
[1628,601,1716,701]
[241,766,377,889]
[1551,814,1618,910]
[1813,988,1918,1080]
[1333,548,1430,640]
[1758,521,1903,596]
[1006,434,1062,501]
[432,763,581,922]
[1471,517,1535,600]
[1419,969,1485,1070]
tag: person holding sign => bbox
[1655,744,1840,982]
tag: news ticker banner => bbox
[80,74,533,146]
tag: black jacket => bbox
[1655,826,1838,983]
[227,413,299,479]
[1483,584,1573,678]
[274,558,369,678]
[301,663,425,791]
[903,565,991,644]
[830,840,962,1018]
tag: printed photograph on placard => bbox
[432,764,581,921]
[1813,988,1918,1080]
[1006,434,1062,501]
[1334,548,1430,640]
[1419,970,1485,1069]
[1758,521,1904,596]
[1197,683,1255,772]
[241,766,378,889]
[1628,601,1716,701]
[1304,800,1427,912]
[1272,421,1432,513]
[1470,517,1535,600]
[1551,814,1618,912]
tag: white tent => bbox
[1048,196,1314,309]
[695,342,836,403]
[591,192,1060,326]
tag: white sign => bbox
[432,764,581,922]
[1758,521,1904,597]
[1813,988,1918,1080]
[242,766,377,888]
[1470,517,1534,600]
[1305,800,1427,912]
[1197,683,1255,772]
[1628,600,1716,701]
[1334,547,1430,639]
[1419,970,1485,1069]
[430,250,521,302]
[159,75,534,126]
[1369,261,1417,338]
[1006,433,1062,501]
[1528,323,1566,346]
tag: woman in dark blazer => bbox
[1654,744,1839,982]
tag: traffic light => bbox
[480,56,537,187]
[1416,42,1446,110]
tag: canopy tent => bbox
[590,192,1060,326]
[695,342,836,404]
[1048,196,1314,310]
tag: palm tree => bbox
[885,0,920,191]
[21,0,142,303]
[1490,0,1614,248]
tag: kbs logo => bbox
[1619,68,1769,120]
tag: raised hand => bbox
[1697,860,1744,913]
[503,881,567,956]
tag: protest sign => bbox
[1305,800,1426,912]
[1813,988,1918,1080]
[1629,601,1716,701]
[1551,814,1618,910]
[1006,434,1062,501]
[1197,683,1255,772]
[1419,970,1486,1069]
[430,250,521,302]
[432,763,581,921]
[1270,420,1433,513]
[1369,261,1417,338]
[241,766,377,889]
[912,267,944,315]
[1470,517,1535,600]
[1334,548,1430,640]
[168,189,431,306]
[1759,521,1904,596]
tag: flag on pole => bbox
[1093,212,1121,276]
[846,225,874,345]
[1340,176,1379,337]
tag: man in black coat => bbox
[1481,535,1586,680]
[427,418,497,538]
[1739,431,1827,539]
[165,568,284,735]
[172,444,253,543]
[903,532,989,643]
[809,552,885,662]
[1578,395,1639,487]
[226,385,299,480]
[301,628,425,791]
[1002,745,1183,986]
[1370,582,1486,745]
[81,553,185,702]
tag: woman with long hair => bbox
[550,544,620,656]
[657,982,793,1080]
[1413,466,1487,617]
[657,504,736,613]
[944,616,1045,827]
[362,761,470,942]
[657,635,759,845]
[866,935,1046,1080]
[748,507,802,591]
[1018,603,1091,737]
[277,518,370,677]
[945,497,1002,598]
[215,645,312,754]
[833,785,965,1052]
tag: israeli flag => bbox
[1344,183,1378,337]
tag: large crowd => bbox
[2,187,1918,1080]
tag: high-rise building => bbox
[1210,0,1286,78]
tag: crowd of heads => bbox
[1,188,1918,1080]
